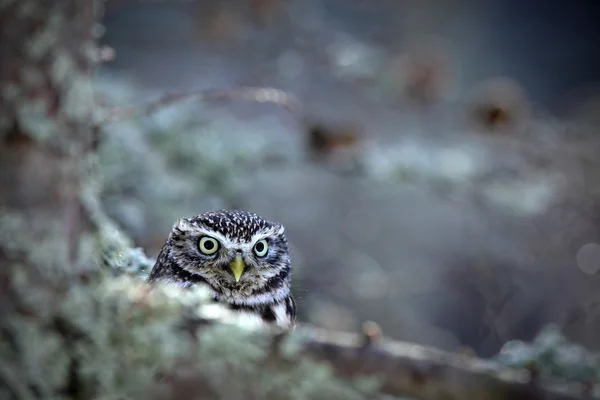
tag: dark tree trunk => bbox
[0,1,99,279]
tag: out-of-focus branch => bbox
[97,87,301,124]
[293,326,586,400]
[177,313,589,400]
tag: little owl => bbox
[147,209,296,329]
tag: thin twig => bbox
[97,87,301,124]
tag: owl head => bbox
[162,210,292,304]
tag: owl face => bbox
[165,210,291,303]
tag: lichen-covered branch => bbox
[0,273,383,400]
[0,266,593,400]
[183,310,592,400]
[294,327,589,400]
[97,87,300,124]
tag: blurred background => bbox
[95,0,600,357]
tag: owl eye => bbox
[253,239,268,257]
[198,236,220,255]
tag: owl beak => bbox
[228,254,246,282]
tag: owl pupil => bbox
[256,242,264,252]
[204,241,214,250]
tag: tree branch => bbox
[179,313,590,400]
[97,87,301,124]
[284,326,588,400]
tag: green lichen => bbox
[15,97,57,141]
[81,176,154,278]
[3,316,71,397]
[25,12,64,60]
[1,274,189,400]
[62,73,94,122]
[6,2,97,146]
[50,49,76,90]
[495,324,600,395]
[81,39,101,64]
[0,212,29,255]
[0,211,71,277]
[0,268,383,400]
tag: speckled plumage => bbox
[147,210,296,329]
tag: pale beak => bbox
[228,254,245,282]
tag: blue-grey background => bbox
[96,0,600,356]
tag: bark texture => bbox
[0,0,98,279]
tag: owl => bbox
[147,210,296,330]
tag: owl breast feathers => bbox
[147,209,296,329]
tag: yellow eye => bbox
[253,239,268,257]
[198,236,219,255]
